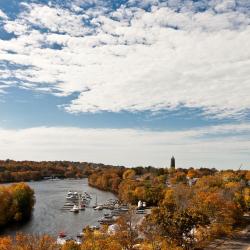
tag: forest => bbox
[0,159,124,183]
[88,167,249,249]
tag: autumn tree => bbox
[123,169,136,180]
[114,209,139,250]
[0,234,57,250]
[0,183,35,229]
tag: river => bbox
[1,179,117,237]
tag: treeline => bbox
[88,167,220,205]
[0,183,35,229]
[88,167,124,193]
[0,159,124,183]
[88,167,250,248]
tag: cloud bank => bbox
[0,0,250,118]
[0,123,249,169]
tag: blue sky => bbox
[0,0,250,169]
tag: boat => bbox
[76,232,84,237]
[136,209,145,214]
[66,193,74,200]
[70,205,79,213]
[81,197,90,204]
[80,203,85,210]
[59,231,66,237]
[56,232,67,245]
[84,192,91,199]
[66,191,80,200]
[104,213,113,219]
[111,209,122,216]
[120,207,129,212]
[75,237,82,245]
[94,205,103,210]
[89,225,100,231]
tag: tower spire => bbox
[170,156,175,169]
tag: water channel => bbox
[1,179,117,237]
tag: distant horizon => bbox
[0,155,248,171]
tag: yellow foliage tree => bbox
[123,169,136,180]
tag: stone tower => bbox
[170,156,175,169]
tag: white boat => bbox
[75,237,82,245]
[94,205,103,210]
[66,192,74,200]
[70,205,79,213]
[56,232,67,245]
[56,237,66,245]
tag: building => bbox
[170,156,175,169]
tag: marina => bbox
[59,189,127,228]
[61,190,119,212]
[1,178,142,246]
[61,191,91,212]
[56,190,130,244]
[1,179,117,237]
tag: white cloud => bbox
[0,1,250,118]
[27,6,88,36]
[214,0,236,13]
[0,124,249,168]
[0,9,8,20]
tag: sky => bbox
[0,0,250,169]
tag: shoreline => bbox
[0,176,88,185]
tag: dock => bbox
[61,190,92,211]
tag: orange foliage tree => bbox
[0,183,35,229]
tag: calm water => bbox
[1,179,116,237]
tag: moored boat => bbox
[94,205,103,210]
[70,205,80,213]
[56,232,67,245]
[80,203,85,210]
